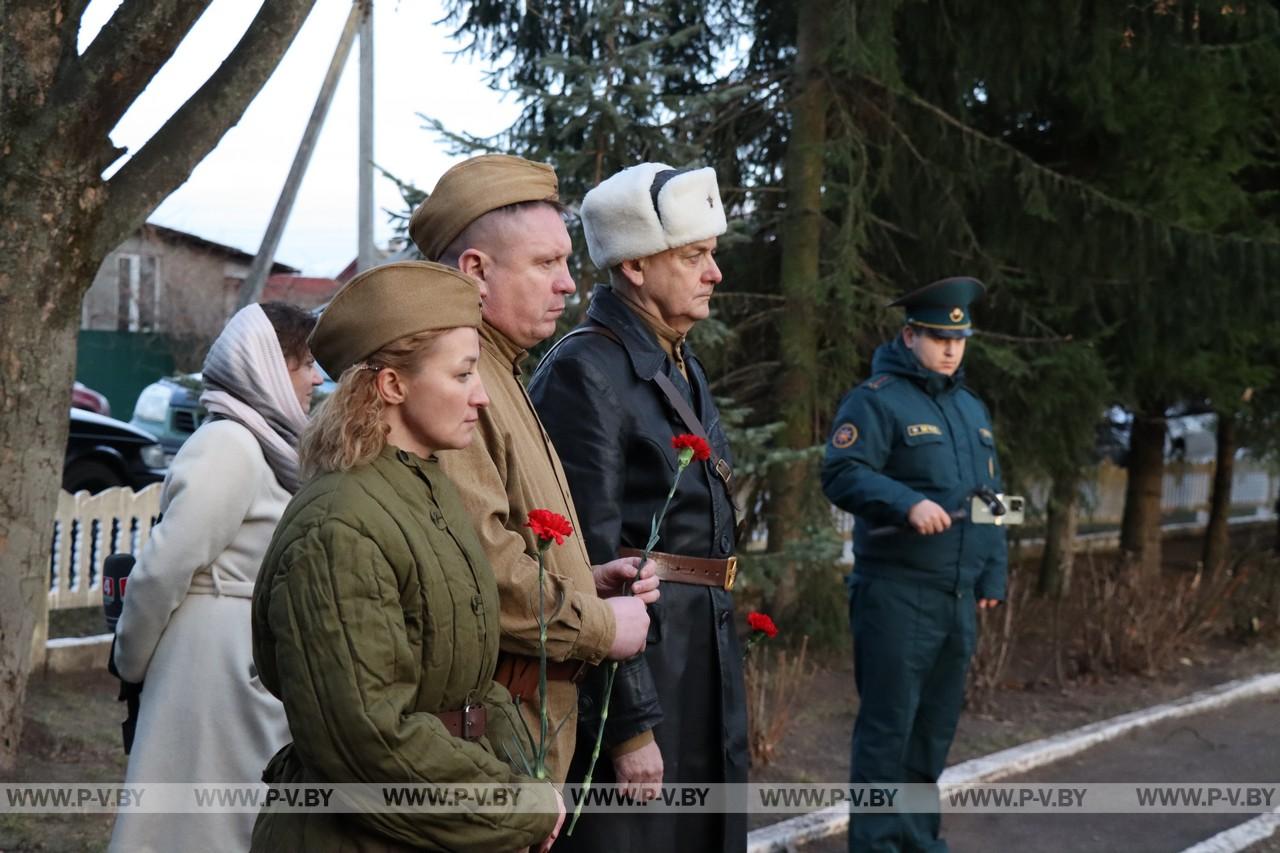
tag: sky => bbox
[80,0,521,276]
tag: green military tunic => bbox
[250,445,558,852]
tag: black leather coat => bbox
[528,285,748,852]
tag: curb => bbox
[1180,808,1280,853]
[747,670,1280,852]
[43,632,112,675]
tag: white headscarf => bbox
[199,304,308,493]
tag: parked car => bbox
[71,381,111,417]
[130,368,335,459]
[65,408,167,494]
[129,375,205,463]
[1094,405,1219,467]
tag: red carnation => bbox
[671,434,712,462]
[747,612,778,639]
[526,508,574,546]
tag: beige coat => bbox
[438,322,616,781]
[110,420,292,853]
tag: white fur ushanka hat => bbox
[580,163,728,270]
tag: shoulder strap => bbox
[651,369,742,517]
[531,324,622,384]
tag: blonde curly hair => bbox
[300,330,446,477]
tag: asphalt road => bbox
[798,691,1280,853]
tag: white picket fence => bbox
[48,484,162,611]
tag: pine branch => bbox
[978,330,1075,345]
[95,0,319,259]
[861,74,1280,263]
[56,0,213,143]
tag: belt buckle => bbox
[462,702,482,739]
[569,659,593,684]
[715,458,733,483]
[723,556,738,591]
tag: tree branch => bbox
[96,0,319,259]
[55,0,213,143]
[860,73,1280,259]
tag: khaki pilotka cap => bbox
[309,261,482,378]
[408,154,560,261]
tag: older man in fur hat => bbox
[528,163,749,853]
[408,155,657,784]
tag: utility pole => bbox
[238,2,363,310]
[357,0,376,272]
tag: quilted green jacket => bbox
[250,445,557,852]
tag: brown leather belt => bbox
[494,652,592,703]
[619,547,738,591]
[433,703,487,740]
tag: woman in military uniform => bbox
[250,261,563,852]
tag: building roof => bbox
[263,274,342,308]
[144,223,300,274]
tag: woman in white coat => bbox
[110,302,322,853]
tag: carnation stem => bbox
[537,543,550,779]
[566,660,618,835]
[571,453,695,832]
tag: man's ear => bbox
[618,257,645,288]
[374,368,407,406]
[901,325,916,347]
[457,248,488,283]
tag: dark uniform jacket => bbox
[821,337,1008,600]
[528,284,748,851]
[250,446,557,852]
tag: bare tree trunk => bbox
[1201,413,1236,573]
[0,0,316,771]
[1119,410,1167,583]
[767,0,829,614]
[1038,473,1079,598]
[0,241,89,771]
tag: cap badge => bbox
[949,307,964,323]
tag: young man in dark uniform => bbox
[821,277,1008,852]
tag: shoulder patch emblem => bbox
[865,375,896,391]
[906,423,943,437]
[979,427,994,441]
[832,423,859,449]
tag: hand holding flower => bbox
[593,556,660,602]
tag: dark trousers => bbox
[847,574,976,853]
[555,589,747,853]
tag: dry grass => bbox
[745,636,816,766]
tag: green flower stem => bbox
[569,452,695,834]
[642,453,692,560]
[566,659,618,835]
[536,541,550,779]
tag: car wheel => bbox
[63,459,124,494]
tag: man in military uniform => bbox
[408,155,657,783]
[821,277,1008,852]
[528,162,748,852]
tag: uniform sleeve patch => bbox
[906,423,943,437]
[980,427,994,441]
[832,423,859,448]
